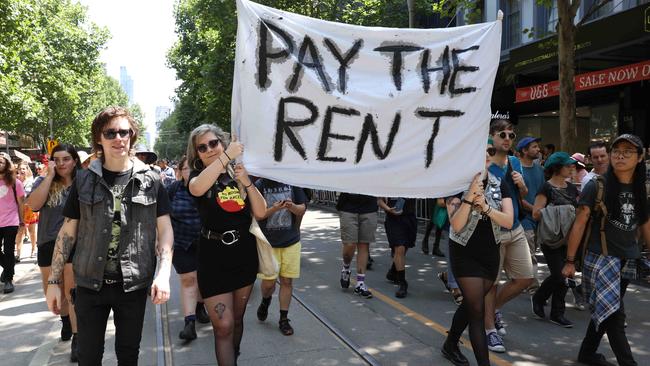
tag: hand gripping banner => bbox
[232,0,502,198]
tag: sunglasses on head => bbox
[102,128,133,140]
[196,139,220,154]
[498,131,516,140]
[487,147,497,156]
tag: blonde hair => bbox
[186,124,229,171]
[17,161,33,180]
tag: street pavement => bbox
[2,205,650,365]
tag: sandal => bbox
[279,318,294,336]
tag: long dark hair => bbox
[47,144,80,207]
[603,161,649,225]
[0,154,16,187]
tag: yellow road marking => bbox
[362,282,513,366]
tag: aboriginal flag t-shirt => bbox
[189,170,251,231]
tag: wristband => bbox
[461,199,473,206]
[565,258,575,264]
[47,279,61,285]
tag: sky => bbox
[79,0,179,145]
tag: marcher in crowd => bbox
[581,141,610,188]
[484,120,534,352]
[541,144,556,165]
[167,156,209,342]
[421,198,447,257]
[563,134,650,366]
[531,152,580,328]
[336,193,377,299]
[0,152,25,294]
[379,197,417,298]
[441,139,514,366]
[187,124,266,365]
[159,158,176,186]
[255,178,307,336]
[517,137,545,293]
[26,144,81,361]
[15,160,38,262]
[571,153,588,191]
[46,106,173,365]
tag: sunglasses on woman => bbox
[196,139,220,153]
[487,147,497,156]
[102,129,133,140]
[498,131,516,140]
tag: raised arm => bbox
[25,164,56,211]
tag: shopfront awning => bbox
[515,60,650,103]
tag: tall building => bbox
[119,66,134,103]
[155,106,172,129]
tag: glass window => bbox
[590,103,619,145]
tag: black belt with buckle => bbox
[201,228,240,245]
[103,279,121,285]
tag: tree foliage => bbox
[0,0,134,149]
[154,108,188,160]
[167,0,437,134]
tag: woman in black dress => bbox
[442,142,514,366]
[187,124,267,366]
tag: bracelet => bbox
[47,279,61,285]
[461,199,473,206]
[244,182,253,189]
[483,206,492,215]
[224,151,232,161]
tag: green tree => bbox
[154,108,188,160]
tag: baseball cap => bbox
[571,153,586,168]
[611,134,643,152]
[544,152,577,169]
[516,136,541,152]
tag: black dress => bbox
[449,179,511,280]
[189,171,259,297]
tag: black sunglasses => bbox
[197,139,220,153]
[498,131,516,140]
[487,147,497,156]
[102,129,133,140]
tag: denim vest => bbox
[73,158,161,292]
[449,172,504,246]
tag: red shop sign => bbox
[515,60,650,103]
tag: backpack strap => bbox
[594,176,608,256]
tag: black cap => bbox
[611,134,643,152]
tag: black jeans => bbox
[579,279,636,366]
[533,244,568,317]
[0,226,18,280]
[75,284,148,366]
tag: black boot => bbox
[386,263,398,284]
[179,319,197,341]
[61,316,72,341]
[441,339,469,366]
[196,302,210,324]
[257,296,271,321]
[395,270,408,298]
[70,333,79,363]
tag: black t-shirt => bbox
[450,179,512,245]
[188,170,251,231]
[579,179,640,259]
[64,167,171,281]
[336,193,378,214]
[255,179,307,248]
[538,181,579,207]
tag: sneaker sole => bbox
[488,346,506,353]
[497,327,507,336]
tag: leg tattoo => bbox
[215,303,226,319]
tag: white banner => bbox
[232,0,502,198]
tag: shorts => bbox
[339,211,377,244]
[258,241,301,280]
[37,240,75,267]
[172,240,198,274]
[498,226,534,280]
[384,215,417,248]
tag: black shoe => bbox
[366,256,374,270]
[61,316,72,341]
[395,281,408,298]
[0,270,6,283]
[421,242,429,255]
[279,318,294,336]
[441,340,469,366]
[531,296,545,319]
[257,299,270,321]
[70,334,79,363]
[577,352,615,366]
[431,247,445,257]
[3,280,14,294]
[179,319,197,341]
[340,270,351,289]
[386,268,398,284]
[196,302,210,324]
[14,255,21,263]
[354,285,373,299]
[549,315,573,328]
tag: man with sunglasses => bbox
[484,119,534,353]
[46,106,174,365]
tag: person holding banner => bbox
[442,139,513,366]
[186,124,267,365]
